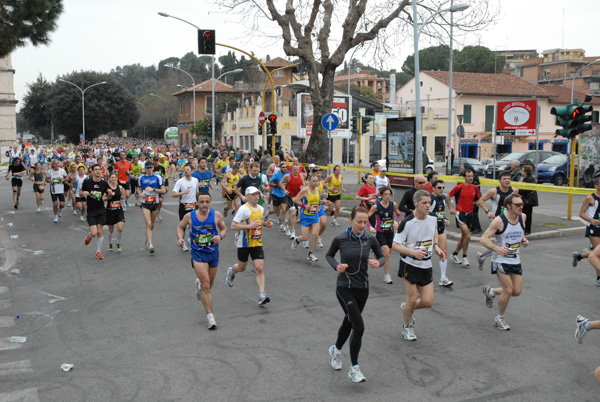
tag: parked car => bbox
[480,158,494,168]
[451,157,485,176]
[536,154,575,186]
[484,150,561,179]
[377,152,435,174]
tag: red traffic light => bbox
[204,32,212,40]
[268,114,277,123]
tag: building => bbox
[491,49,538,77]
[333,70,389,102]
[0,55,18,146]
[522,48,600,95]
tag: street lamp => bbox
[413,3,469,174]
[136,102,146,140]
[150,93,169,127]
[212,68,243,146]
[166,65,196,131]
[570,58,600,103]
[58,79,107,143]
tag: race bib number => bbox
[52,178,61,184]
[250,227,263,239]
[184,203,196,210]
[38,185,45,191]
[92,191,102,200]
[330,188,340,195]
[305,204,318,215]
[203,180,210,187]
[436,212,445,221]
[506,242,520,258]
[381,219,394,231]
[415,240,433,259]
[196,233,212,247]
[145,196,157,203]
[109,201,121,209]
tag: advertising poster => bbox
[374,112,399,141]
[296,93,351,138]
[387,118,415,174]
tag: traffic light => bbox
[206,122,213,136]
[573,104,594,135]
[550,103,594,138]
[351,113,359,135]
[265,121,270,135]
[361,116,373,135]
[270,119,277,135]
[198,30,215,55]
[258,123,263,136]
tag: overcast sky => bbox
[11,0,600,110]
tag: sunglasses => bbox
[435,186,445,189]
[416,181,426,184]
[510,203,524,207]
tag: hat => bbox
[245,186,260,195]
[147,146,152,150]
[144,161,154,168]
[380,167,387,171]
[159,154,164,158]
[230,151,235,154]
[309,163,316,168]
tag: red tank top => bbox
[287,173,303,196]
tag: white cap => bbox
[245,186,260,195]
[309,163,316,168]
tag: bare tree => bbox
[219,0,498,164]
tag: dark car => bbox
[451,157,485,176]
[537,154,577,186]
[484,150,560,179]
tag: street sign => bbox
[258,111,265,126]
[79,133,84,144]
[192,133,198,140]
[457,125,465,138]
[321,113,340,131]
[496,99,538,136]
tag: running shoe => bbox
[402,325,417,341]
[285,227,291,237]
[332,219,340,227]
[148,244,155,254]
[476,251,484,271]
[14,204,17,210]
[84,235,92,245]
[302,241,310,249]
[483,286,494,308]
[307,252,318,261]
[207,316,217,330]
[400,303,416,327]
[328,345,342,370]
[494,316,510,331]
[572,252,581,267]
[575,315,590,344]
[182,242,189,252]
[36,207,41,213]
[596,278,600,287]
[116,244,122,252]
[54,216,59,223]
[226,267,235,287]
[439,276,453,287]
[279,224,285,232]
[348,365,366,383]
[258,293,270,306]
[80,216,85,222]
[291,238,298,250]
[67,201,71,207]
[108,243,114,252]
[73,210,78,215]
[58,210,62,218]
[462,256,470,267]
[122,204,127,212]
[290,230,296,238]
[223,207,228,217]
[450,254,462,264]
[383,274,393,284]
[156,214,162,221]
[195,278,202,300]
[95,251,104,260]
[317,237,324,248]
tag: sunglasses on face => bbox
[510,203,524,207]
[435,186,445,189]
[416,181,426,184]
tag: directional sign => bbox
[258,111,265,126]
[321,113,340,131]
[268,114,277,123]
[496,99,538,136]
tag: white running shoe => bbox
[279,224,285,232]
[207,316,217,330]
[156,214,162,221]
[53,216,59,223]
[67,202,71,208]
[302,240,310,249]
[73,210,78,215]
[291,238,298,250]
[402,325,417,341]
[226,267,235,287]
[80,216,85,222]
[576,315,590,344]
[494,316,510,330]
[332,219,340,227]
[450,254,462,264]
[195,278,202,300]
[348,365,366,383]
[317,237,324,248]
[400,303,416,327]
[483,286,494,308]
[290,230,296,238]
[148,244,155,254]
[329,345,342,370]
[383,274,393,284]
[58,210,62,218]
[285,226,291,237]
[258,292,270,306]
[476,251,484,271]
[36,207,41,213]
[462,256,470,266]
[439,277,453,287]
[307,252,318,261]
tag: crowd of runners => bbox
[4,141,600,384]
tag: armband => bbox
[301,203,307,209]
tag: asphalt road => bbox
[1,177,599,401]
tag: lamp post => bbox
[58,79,107,143]
[413,2,469,174]
[136,102,146,140]
[166,65,196,131]
[212,68,243,146]
[570,58,600,103]
[150,93,169,127]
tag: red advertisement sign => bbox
[496,99,538,136]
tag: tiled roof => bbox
[264,57,293,68]
[423,71,552,97]
[173,79,236,96]
[538,84,600,105]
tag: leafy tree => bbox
[454,45,504,73]
[0,0,64,57]
[50,71,139,142]
[20,74,53,139]
[401,45,452,76]
[358,86,379,101]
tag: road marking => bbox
[159,209,177,216]
[0,360,33,376]
[0,316,15,328]
[0,338,24,351]
[0,388,39,402]
[0,300,12,310]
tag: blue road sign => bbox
[321,113,340,131]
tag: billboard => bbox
[496,99,538,136]
[297,94,351,138]
[386,117,416,187]
[374,112,399,141]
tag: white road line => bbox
[0,316,15,328]
[159,209,177,216]
[0,360,33,376]
[0,300,12,310]
[0,388,39,402]
[0,339,24,351]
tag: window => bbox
[206,97,213,113]
[273,70,283,77]
[485,105,494,132]
[463,105,472,124]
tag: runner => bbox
[356,173,377,210]
[73,165,87,221]
[5,157,25,209]
[398,174,426,216]
[47,159,68,223]
[392,190,445,341]
[172,165,200,252]
[429,180,453,287]
[368,186,402,284]
[423,171,438,193]
[193,157,214,194]
[480,193,529,331]
[279,164,305,237]
[314,167,329,248]
[28,162,46,212]
[325,206,385,383]
[325,165,345,227]
[269,162,288,229]
[221,163,241,217]
[114,151,133,210]
[152,156,167,221]
[447,169,484,266]
[225,186,275,305]
[130,155,143,206]
[138,161,167,254]
[214,152,229,187]
[374,167,389,196]
[575,315,600,384]
[81,164,111,260]
[476,171,519,270]
[106,172,126,252]
[176,192,227,330]
[291,175,331,261]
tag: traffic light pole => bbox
[567,136,576,219]
[357,115,362,184]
